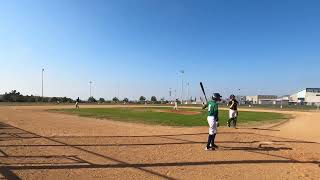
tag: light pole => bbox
[187,82,189,103]
[180,70,184,103]
[89,81,92,98]
[42,68,44,101]
[117,86,120,99]
[169,88,172,101]
[238,88,241,105]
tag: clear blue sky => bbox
[0,0,319,100]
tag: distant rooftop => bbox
[306,88,320,93]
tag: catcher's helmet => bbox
[230,94,235,99]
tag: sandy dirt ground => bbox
[0,105,319,180]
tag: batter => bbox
[202,93,222,151]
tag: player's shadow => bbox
[0,142,294,152]
[0,122,176,180]
[49,132,208,138]
[3,159,320,171]
[0,121,318,180]
[238,127,280,131]
[219,146,292,151]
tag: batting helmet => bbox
[212,93,222,100]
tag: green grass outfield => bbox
[51,107,289,127]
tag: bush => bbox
[50,97,59,103]
[139,96,146,101]
[151,96,157,103]
[99,98,105,103]
[123,98,129,103]
[88,97,97,103]
[112,97,119,103]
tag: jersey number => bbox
[208,104,212,112]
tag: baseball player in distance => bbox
[227,94,239,128]
[75,97,80,109]
[173,99,179,110]
[202,93,222,151]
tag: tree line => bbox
[90,96,168,104]
[0,90,170,104]
[0,90,74,103]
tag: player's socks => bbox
[212,133,216,144]
[212,133,219,148]
[234,118,237,127]
[207,135,213,148]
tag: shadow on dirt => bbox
[0,122,318,180]
[238,127,281,131]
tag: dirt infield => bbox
[0,105,319,179]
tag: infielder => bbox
[202,93,222,151]
[75,97,80,109]
[227,94,238,128]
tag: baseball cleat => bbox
[212,144,219,148]
[204,147,215,151]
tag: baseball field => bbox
[52,107,288,126]
[0,104,319,180]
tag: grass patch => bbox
[51,107,288,127]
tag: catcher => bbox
[227,94,239,128]
[202,93,222,151]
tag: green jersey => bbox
[207,100,219,119]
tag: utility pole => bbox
[89,81,92,98]
[42,68,44,101]
[180,70,184,103]
[238,88,241,105]
[117,86,120,99]
[187,82,189,102]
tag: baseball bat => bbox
[200,82,208,103]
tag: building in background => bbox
[235,96,246,105]
[274,95,290,105]
[290,88,320,105]
[246,95,278,105]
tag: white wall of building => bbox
[246,96,258,104]
[290,88,320,105]
[305,92,320,104]
[297,90,306,98]
[246,95,278,105]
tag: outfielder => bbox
[173,99,178,110]
[227,94,238,128]
[202,93,222,151]
[75,97,80,109]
